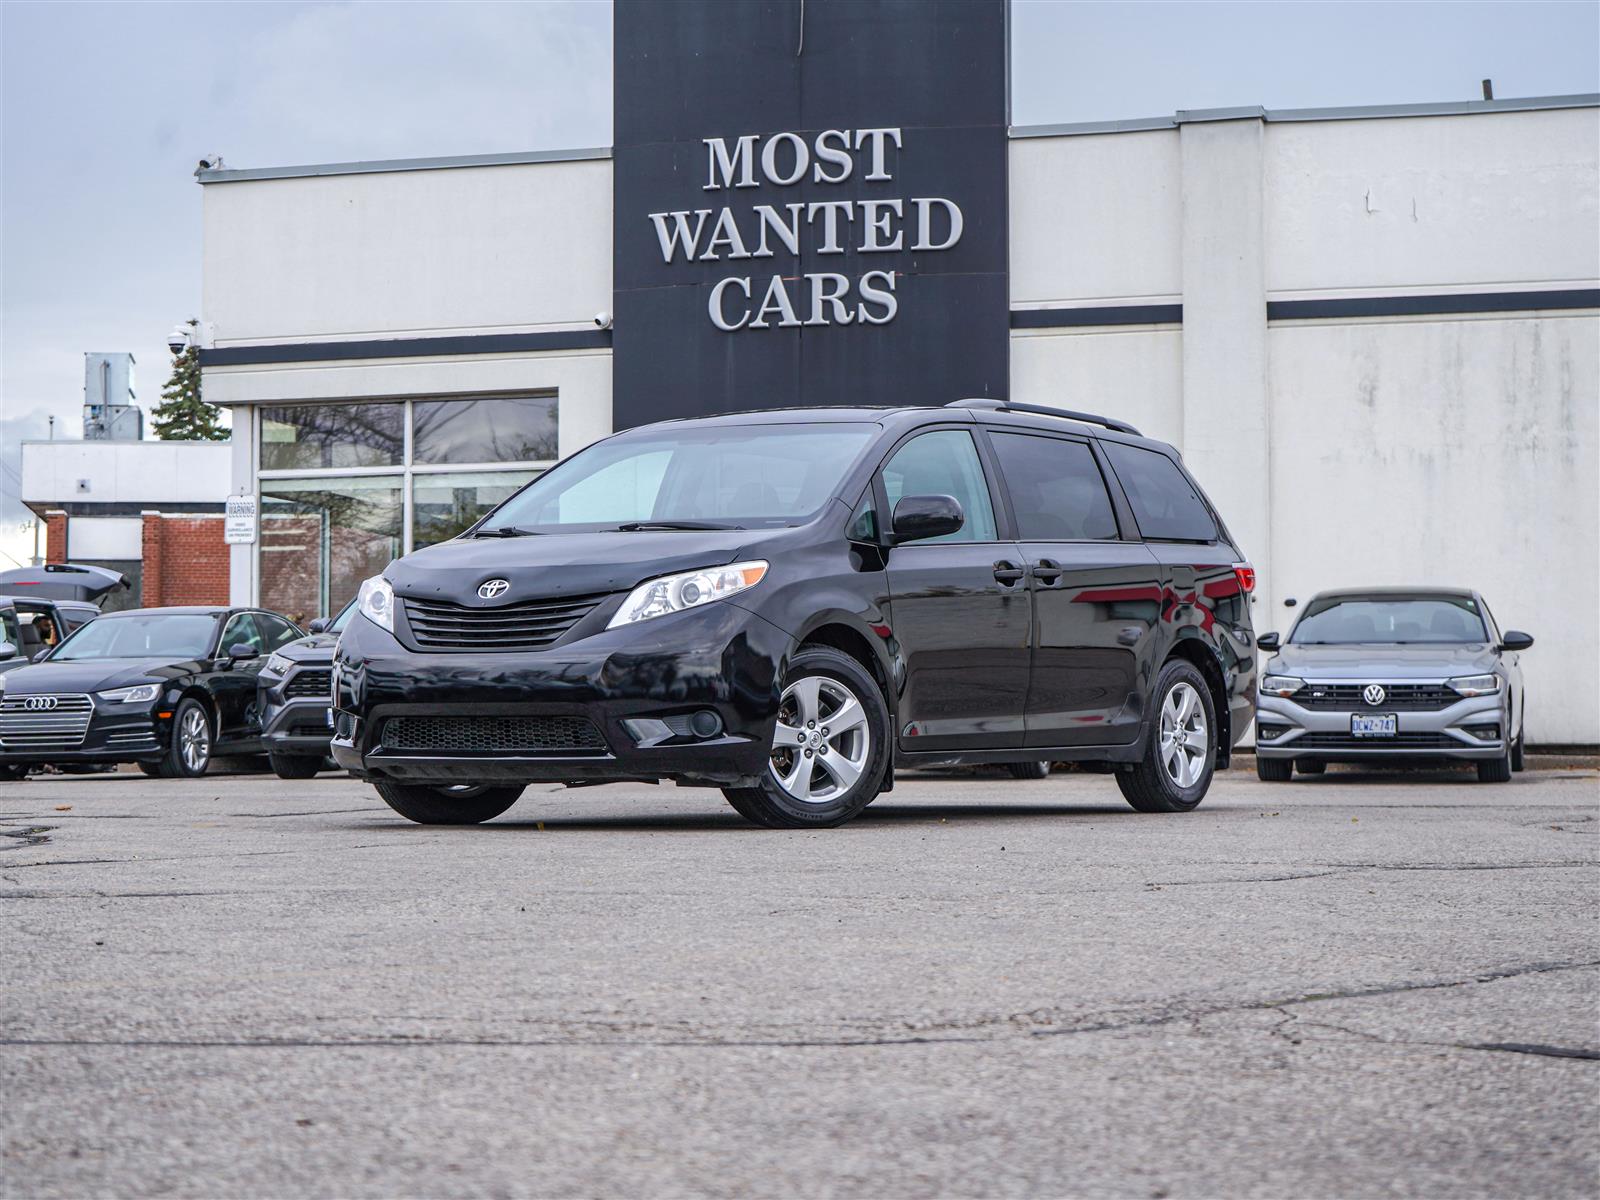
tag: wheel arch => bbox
[1164,635,1232,769]
[794,616,897,792]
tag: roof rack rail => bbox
[945,397,1142,436]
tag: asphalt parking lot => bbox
[2,760,1596,1199]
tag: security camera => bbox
[196,154,224,172]
[593,311,613,330]
[167,325,190,355]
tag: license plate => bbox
[326,707,335,729]
[1351,713,1397,738]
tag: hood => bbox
[387,529,763,603]
[1268,642,1498,680]
[0,657,205,696]
[275,632,339,664]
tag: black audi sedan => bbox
[256,600,355,778]
[332,401,1257,828]
[0,606,304,779]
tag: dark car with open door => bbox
[0,606,304,779]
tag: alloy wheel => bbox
[1159,681,1208,788]
[769,675,872,804]
[179,706,211,773]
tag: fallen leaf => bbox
[54,805,72,812]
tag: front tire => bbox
[1477,748,1513,783]
[158,698,213,778]
[1511,721,1526,772]
[269,753,322,780]
[0,763,28,782]
[1119,660,1218,811]
[373,781,525,825]
[722,646,890,828]
[1006,761,1052,780]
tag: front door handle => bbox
[1031,558,1063,586]
[993,561,1025,587]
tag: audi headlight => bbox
[357,575,395,633]
[1260,675,1305,698]
[98,683,160,705]
[608,561,769,629]
[1447,674,1501,697]
[264,653,293,676]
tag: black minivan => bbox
[332,400,1257,827]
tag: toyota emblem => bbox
[477,578,511,601]
[1362,683,1387,707]
[23,695,58,711]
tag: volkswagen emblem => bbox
[1362,683,1387,707]
[23,695,58,711]
[477,578,511,601]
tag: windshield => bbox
[477,423,877,533]
[50,614,219,661]
[330,600,357,634]
[1290,596,1488,645]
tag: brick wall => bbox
[140,513,229,607]
[44,511,67,562]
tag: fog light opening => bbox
[1466,725,1501,741]
[688,710,722,739]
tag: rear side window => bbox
[989,433,1118,541]
[1102,443,1217,542]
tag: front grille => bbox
[382,715,606,755]
[0,694,94,748]
[284,669,333,699]
[402,592,611,652]
[1293,732,1460,750]
[1295,683,1459,711]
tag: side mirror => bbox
[31,649,50,663]
[1256,631,1280,651]
[226,642,260,662]
[307,618,331,634]
[891,494,964,544]
[1500,630,1534,652]
[0,640,14,661]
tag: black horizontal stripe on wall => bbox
[198,329,613,367]
[1011,304,1183,329]
[1268,289,1600,321]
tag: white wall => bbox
[21,439,231,506]
[1010,327,1184,443]
[203,159,612,343]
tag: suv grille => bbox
[382,715,606,755]
[402,592,611,651]
[0,694,94,748]
[1293,732,1459,750]
[1294,683,1459,712]
[283,669,333,700]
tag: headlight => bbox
[607,561,769,629]
[357,575,395,633]
[98,683,160,705]
[1260,675,1305,698]
[264,653,293,675]
[1447,674,1501,697]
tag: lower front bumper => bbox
[1255,693,1507,760]
[260,698,333,757]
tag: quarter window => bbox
[989,433,1118,541]
[1101,442,1217,542]
[880,430,997,544]
[220,613,264,656]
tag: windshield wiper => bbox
[472,525,541,538]
[609,520,741,531]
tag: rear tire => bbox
[1006,761,1052,780]
[269,754,322,780]
[1255,755,1293,782]
[1118,660,1217,812]
[1296,759,1326,775]
[136,761,162,778]
[373,781,525,825]
[0,763,29,782]
[722,646,890,828]
[1477,749,1513,783]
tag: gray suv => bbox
[1254,588,1532,783]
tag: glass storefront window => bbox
[261,403,403,470]
[259,476,403,625]
[412,395,558,465]
[412,469,540,549]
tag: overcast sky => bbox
[2,0,1597,565]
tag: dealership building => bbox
[192,3,1597,743]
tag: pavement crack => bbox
[1465,1042,1600,1061]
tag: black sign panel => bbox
[612,0,1009,428]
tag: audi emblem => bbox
[478,578,511,601]
[23,695,59,711]
[1362,683,1387,707]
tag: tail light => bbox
[1232,563,1256,594]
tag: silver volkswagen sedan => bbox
[1253,588,1533,783]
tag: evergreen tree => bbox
[151,322,227,441]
